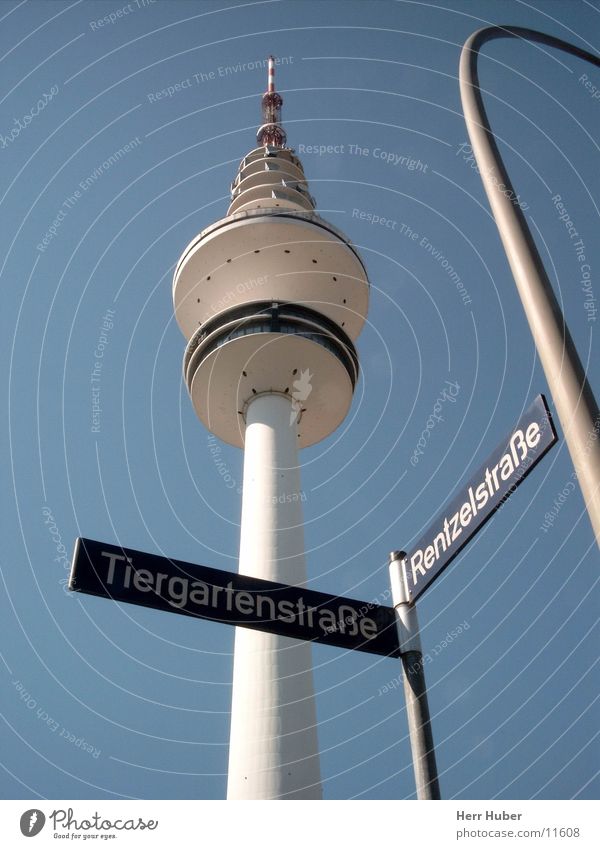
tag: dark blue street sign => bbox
[69,538,400,658]
[403,394,558,602]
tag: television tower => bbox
[173,56,369,799]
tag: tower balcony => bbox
[183,301,359,448]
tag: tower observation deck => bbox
[173,56,370,799]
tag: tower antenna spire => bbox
[257,55,287,147]
[267,53,275,93]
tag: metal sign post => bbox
[389,551,440,800]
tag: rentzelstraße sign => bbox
[403,394,557,602]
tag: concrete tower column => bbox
[227,392,321,799]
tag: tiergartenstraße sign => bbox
[403,394,558,602]
[69,538,400,658]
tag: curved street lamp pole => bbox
[459,26,600,547]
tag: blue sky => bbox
[1,0,599,801]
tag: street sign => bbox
[403,394,558,602]
[70,537,400,658]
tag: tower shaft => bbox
[227,393,322,799]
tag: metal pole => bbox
[389,551,441,799]
[459,26,600,547]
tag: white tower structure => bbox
[173,57,369,799]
